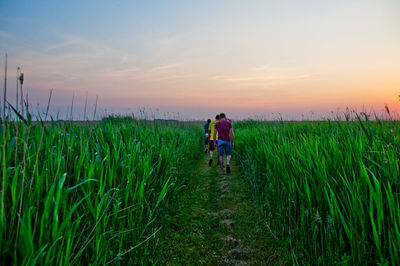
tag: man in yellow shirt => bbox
[208,114,220,166]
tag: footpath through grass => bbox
[159,155,286,265]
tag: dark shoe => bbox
[209,159,212,166]
[205,149,208,154]
[226,165,231,174]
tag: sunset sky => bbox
[1,0,399,120]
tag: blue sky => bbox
[1,0,400,120]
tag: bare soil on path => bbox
[159,156,286,265]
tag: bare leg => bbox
[219,155,224,170]
[226,155,232,173]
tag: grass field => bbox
[234,119,400,265]
[1,115,400,265]
[0,116,201,265]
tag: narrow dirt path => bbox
[159,155,286,265]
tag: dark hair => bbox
[219,113,226,119]
[215,114,220,119]
[207,119,211,123]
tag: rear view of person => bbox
[204,119,211,153]
[208,114,220,166]
[214,113,234,174]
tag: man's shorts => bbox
[209,140,215,151]
[217,140,232,156]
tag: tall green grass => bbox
[234,120,400,264]
[0,116,202,264]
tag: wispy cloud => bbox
[6,31,194,94]
[159,35,180,46]
[46,34,86,51]
[151,63,182,72]
[43,33,192,82]
[252,65,271,71]
[213,64,315,86]
[151,74,194,81]
[104,66,141,78]
[213,73,313,83]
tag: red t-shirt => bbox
[215,120,232,142]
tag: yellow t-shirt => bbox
[208,120,218,140]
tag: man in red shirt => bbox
[213,113,234,174]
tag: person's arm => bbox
[213,124,217,142]
[230,127,235,148]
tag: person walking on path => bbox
[208,114,220,166]
[204,119,211,153]
[213,113,234,174]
